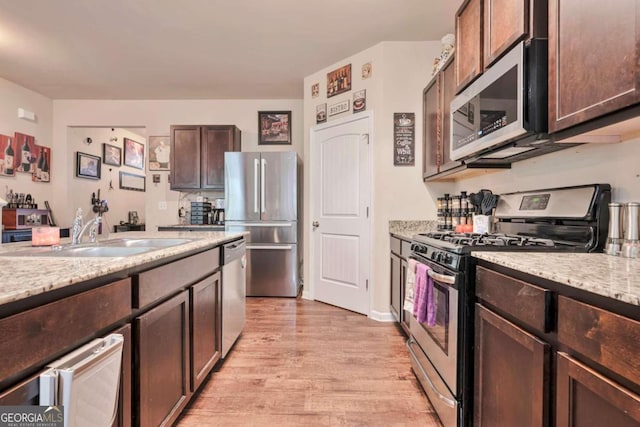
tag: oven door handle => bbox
[427,270,456,285]
[406,338,456,408]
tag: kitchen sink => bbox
[3,237,197,258]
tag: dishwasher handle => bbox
[224,239,246,264]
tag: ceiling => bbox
[0,1,458,100]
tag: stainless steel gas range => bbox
[406,184,611,427]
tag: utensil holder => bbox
[473,215,494,234]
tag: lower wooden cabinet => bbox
[474,304,550,426]
[190,271,222,392]
[136,291,190,427]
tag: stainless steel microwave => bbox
[450,40,551,163]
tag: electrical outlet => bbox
[158,201,167,210]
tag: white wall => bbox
[0,78,53,210]
[52,99,304,230]
[66,127,147,230]
[303,41,442,316]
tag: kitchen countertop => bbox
[0,231,245,307]
[389,220,438,240]
[472,252,640,307]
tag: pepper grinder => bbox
[621,202,640,258]
[605,203,623,255]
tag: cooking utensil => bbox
[481,193,499,215]
[469,192,484,211]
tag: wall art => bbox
[76,151,101,180]
[123,137,144,169]
[362,62,372,79]
[258,111,292,145]
[316,103,327,124]
[120,171,146,191]
[311,83,319,98]
[328,99,350,117]
[148,136,170,170]
[32,145,51,183]
[15,132,36,173]
[353,89,366,113]
[102,143,121,166]
[0,134,16,176]
[393,113,415,166]
[326,64,351,98]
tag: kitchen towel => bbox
[403,259,418,312]
[413,263,436,327]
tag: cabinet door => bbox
[556,352,640,426]
[171,125,201,189]
[111,324,132,427]
[422,79,440,178]
[439,56,461,172]
[549,0,640,132]
[483,0,527,67]
[190,272,221,392]
[475,304,549,426]
[456,0,483,92]
[136,291,190,427]
[390,253,401,322]
[201,126,238,189]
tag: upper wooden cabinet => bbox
[423,56,461,179]
[456,0,483,92]
[170,125,241,190]
[549,0,640,133]
[456,0,547,93]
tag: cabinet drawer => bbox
[557,296,640,385]
[476,266,551,333]
[0,278,131,383]
[135,247,220,308]
[401,239,412,258]
[390,236,401,255]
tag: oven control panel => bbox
[411,243,461,270]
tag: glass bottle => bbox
[4,138,14,175]
[21,138,30,172]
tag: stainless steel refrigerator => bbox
[224,151,300,297]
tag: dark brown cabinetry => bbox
[423,56,461,180]
[549,0,640,133]
[390,235,412,334]
[474,304,549,426]
[475,263,640,427]
[456,0,483,92]
[136,290,190,427]
[190,271,222,392]
[170,125,241,190]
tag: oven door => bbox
[407,255,460,426]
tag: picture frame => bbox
[119,171,146,192]
[0,134,16,176]
[76,152,101,180]
[32,145,51,183]
[258,111,292,145]
[316,103,327,124]
[148,136,170,171]
[15,132,36,173]
[123,137,144,169]
[102,143,121,166]
[326,64,351,98]
[353,89,366,113]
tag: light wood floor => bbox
[177,297,442,426]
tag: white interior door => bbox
[311,114,371,315]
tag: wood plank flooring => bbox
[177,297,442,426]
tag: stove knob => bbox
[430,251,437,260]
[435,252,442,262]
[444,254,453,264]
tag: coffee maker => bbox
[213,198,225,225]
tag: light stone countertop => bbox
[472,252,640,307]
[389,220,438,241]
[0,231,246,307]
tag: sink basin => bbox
[4,238,197,258]
[102,238,194,248]
[8,246,154,258]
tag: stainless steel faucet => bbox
[72,208,103,244]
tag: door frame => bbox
[307,111,374,316]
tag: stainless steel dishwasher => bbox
[222,238,246,358]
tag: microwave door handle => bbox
[427,270,456,285]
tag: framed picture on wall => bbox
[102,143,121,166]
[123,137,144,169]
[148,136,170,170]
[258,111,292,145]
[76,152,101,180]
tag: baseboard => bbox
[369,309,396,322]
[301,290,312,300]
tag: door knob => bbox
[312,221,319,229]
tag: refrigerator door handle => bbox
[261,158,266,213]
[246,245,293,250]
[227,222,293,227]
[253,159,259,213]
